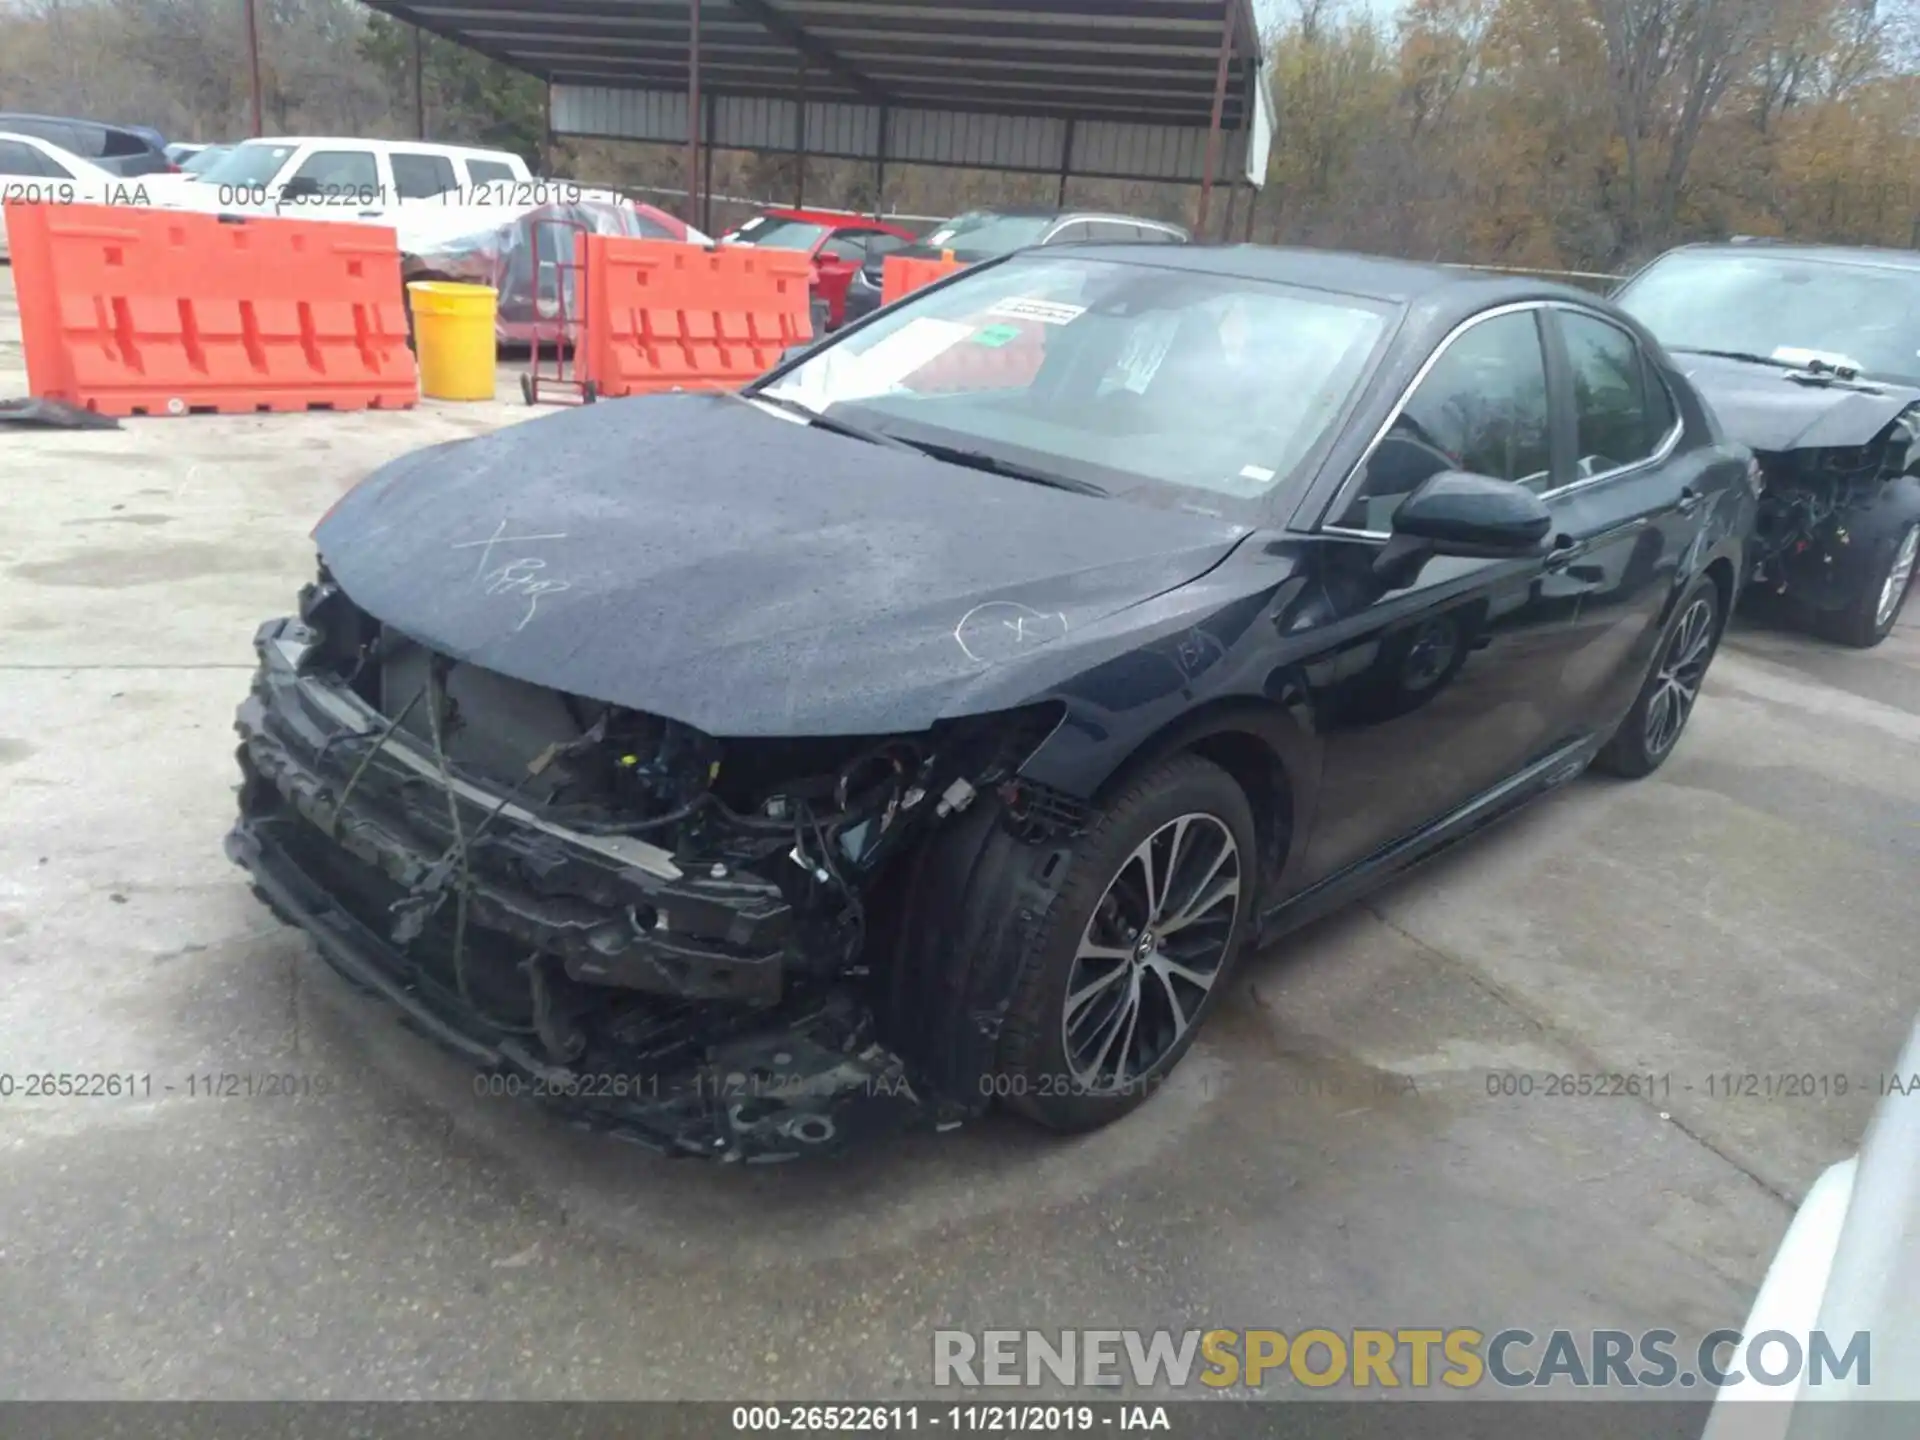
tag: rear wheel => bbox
[1816,520,1918,649]
[1594,575,1723,779]
[993,754,1256,1133]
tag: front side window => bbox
[1332,309,1552,533]
[1615,250,1920,387]
[1561,312,1674,476]
[758,254,1388,515]
[289,150,379,194]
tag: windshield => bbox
[919,211,1055,259]
[755,254,1389,515]
[727,215,829,251]
[196,142,293,187]
[1616,251,1920,386]
[181,145,229,177]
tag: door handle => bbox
[1544,534,1581,571]
[1675,486,1702,516]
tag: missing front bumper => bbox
[227,812,937,1160]
[225,620,948,1160]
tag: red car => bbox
[719,207,918,329]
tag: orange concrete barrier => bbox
[881,254,966,306]
[577,236,812,397]
[6,201,416,417]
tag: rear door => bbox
[389,150,461,211]
[1528,304,1703,730]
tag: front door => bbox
[1291,304,1596,886]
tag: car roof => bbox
[757,206,916,235]
[229,136,523,158]
[1029,242,1606,308]
[0,112,156,141]
[1649,241,1920,274]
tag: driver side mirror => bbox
[1374,471,1553,583]
[278,175,321,201]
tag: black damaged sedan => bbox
[1614,242,1920,647]
[228,245,1756,1159]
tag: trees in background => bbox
[1255,0,1919,270]
[0,0,1912,272]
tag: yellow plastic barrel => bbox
[407,281,498,401]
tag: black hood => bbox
[314,393,1250,737]
[1674,351,1920,452]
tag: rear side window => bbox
[1136,226,1182,244]
[391,151,459,199]
[1084,221,1139,242]
[1047,222,1093,244]
[467,159,517,185]
[1561,312,1677,475]
[99,128,151,158]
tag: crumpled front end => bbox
[227,572,1060,1160]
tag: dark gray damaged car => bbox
[228,246,1754,1159]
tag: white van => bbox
[149,137,536,221]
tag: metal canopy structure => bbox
[363,0,1275,232]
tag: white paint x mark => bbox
[954,601,1070,664]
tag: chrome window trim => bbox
[1546,303,1686,499]
[1318,301,1548,541]
[1317,299,1685,541]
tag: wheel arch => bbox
[1083,697,1318,904]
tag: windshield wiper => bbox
[1672,347,1794,368]
[894,438,1108,497]
[743,392,921,453]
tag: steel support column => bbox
[245,0,264,138]
[873,104,888,220]
[1056,119,1076,208]
[794,64,807,208]
[702,90,717,235]
[685,0,702,228]
[1195,0,1234,234]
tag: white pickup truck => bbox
[143,137,546,223]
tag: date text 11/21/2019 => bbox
[731,1405,1171,1432]
[1483,1070,1920,1100]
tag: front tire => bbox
[992,754,1257,1133]
[1594,575,1723,779]
[1815,519,1918,649]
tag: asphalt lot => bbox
[2,260,1918,1401]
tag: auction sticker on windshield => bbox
[989,298,1085,325]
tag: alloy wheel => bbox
[1644,596,1716,758]
[1876,523,1919,630]
[1060,813,1242,1094]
